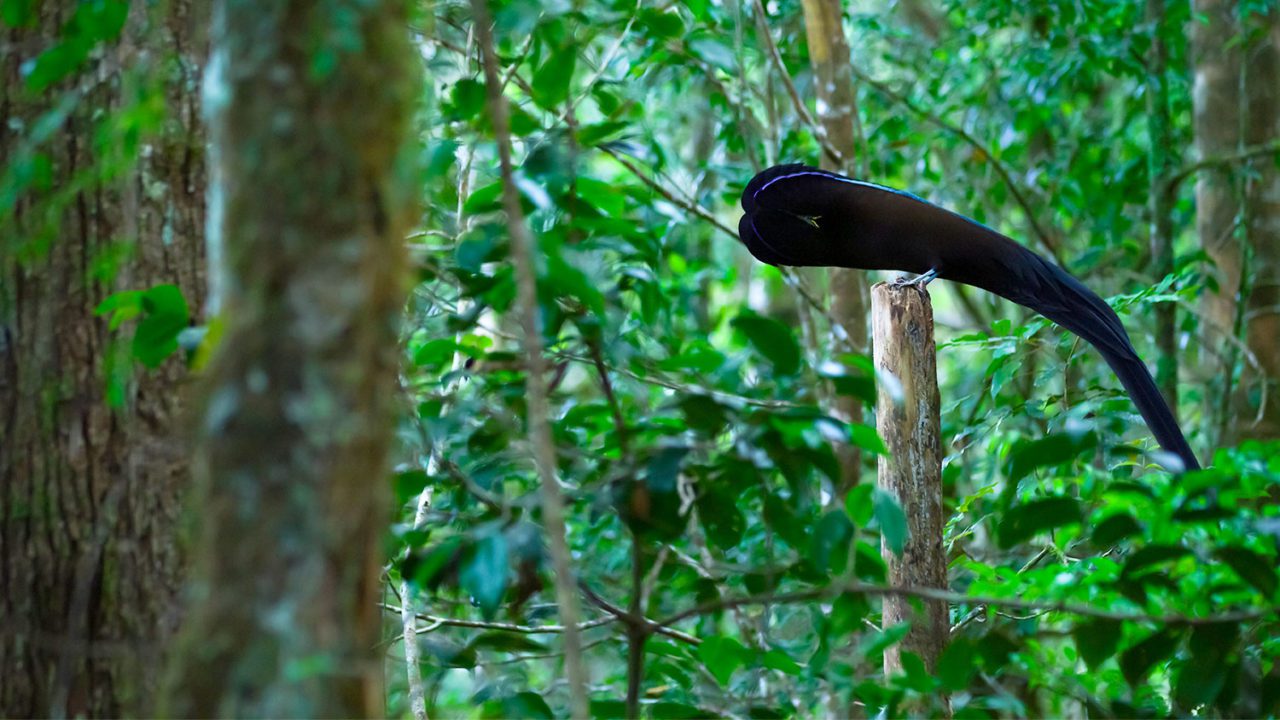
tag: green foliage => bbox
[391,0,1280,717]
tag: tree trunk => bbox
[1240,8,1280,440]
[1193,0,1244,445]
[160,1,418,716]
[800,0,870,493]
[1192,0,1280,441]
[0,3,206,716]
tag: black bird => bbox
[739,163,1200,471]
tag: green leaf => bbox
[1074,619,1121,670]
[861,622,911,658]
[590,700,627,719]
[1092,512,1143,546]
[810,509,853,573]
[936,638,977,690]
[531,44,576,110]
[1215,546,1278,596]
[873,489,909,556]
[576,121,630,147]
[2,0,36,28]
[1119,628,1182,686]
[731,312,801,376]
[844,483,874,527]
[996,496,1082,549]
[463,181,503,214]
[1175,623,1238,709]
[484,692,554,720]
[449,78,486,120]
[848,423,887,455]
[1121,544,1193,578]
[1005,431,1097,483]
[651,702,718,719]
[761,648,803,675]
[468,631,548,654]
[132,284,190,368]
[639,8,684,37]
[394,469,429,505]
[899,651,934,692]
[460,528,508,619]
[698,635,748,686]
[828,592,870,637]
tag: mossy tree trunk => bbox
[0,3,206,716]
[160,0,418,715]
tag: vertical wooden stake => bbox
[871,282,949,678]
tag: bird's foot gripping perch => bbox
[890,268,938,288]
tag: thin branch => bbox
[1166,139,1280,193]
[472,4,589,718]
[654,581,1275,630]
[749,0,846,167]
[380,605,617,635]
[600,146,738,239]
[578,584,701,646]
[849,66,1062,262]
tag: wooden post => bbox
[871,282,949,677]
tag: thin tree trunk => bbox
[1147,0,1179,413]
[1193,0,1280,441]
[1193,0,1245,442]
[0,3,206,716]
[801,0,870,494]
[1240,8,1280,439]
[160,1,418,715]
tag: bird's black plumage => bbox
[740,163,1200,471]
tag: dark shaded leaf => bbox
[698,635,748,686]
[1074,619,1121,670]
[732,312,801,376]
[1092,512,1143,547]
[460,528,508,619]
[532,44,576,110]
[1215,546,1278,596]
[936,637,977,690]
[811,509,853,573]
[997,496,1082,549]
[1120,628,1183,686]
[1006,431,1097,483]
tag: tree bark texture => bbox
[871,284,948,677]
[1193,0,1280,441]
[800,0,870,493]
[1240,8,1280,440]
[160,1,418,715]
[0,3,206,716]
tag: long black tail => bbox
[1001,250,1201,471]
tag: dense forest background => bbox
[3,0,1280,717]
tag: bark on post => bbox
[160,1,418,715]
[871,283,948,677]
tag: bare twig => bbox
[600,146,738,239]
[1166,139,1280,193]
[472,4,589,717]
[749,0,846,167]
[654,580,1275,630]
[577,584,700,646]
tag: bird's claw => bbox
[891,268,939,288]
